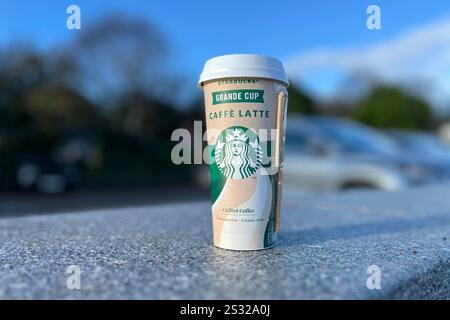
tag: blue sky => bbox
[1,0,450,109]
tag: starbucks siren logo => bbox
[214,126,262,179]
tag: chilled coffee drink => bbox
[199,54,288,250]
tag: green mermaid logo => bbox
[215,126,262,179]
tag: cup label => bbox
[212,89,264,105]
[203,78,287,250]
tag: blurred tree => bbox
[64,14,171,104]
[351,86,434,130]
[0,51,46,152]
[0,50,46,109]
[0,16,195,190]
[113,91,182,143]
[24,86,102,138]
[183,95,204,125]
[83,91,189,188]
[288,84,316,114]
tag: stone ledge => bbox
[0,184,450,299]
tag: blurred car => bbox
[0,137,100,194]
[384,129,450,180]
[284,116,440,191]
[0,154,79,194]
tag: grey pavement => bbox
[1,184,450,299]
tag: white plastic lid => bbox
[199,54,289,87]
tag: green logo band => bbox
[212,89,264,105]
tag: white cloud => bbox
[284,16,450,111]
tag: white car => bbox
[283,116,434,192]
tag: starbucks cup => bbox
[199,54,289,250]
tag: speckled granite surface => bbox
[1,185,450,299]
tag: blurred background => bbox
[1,0,450,216]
